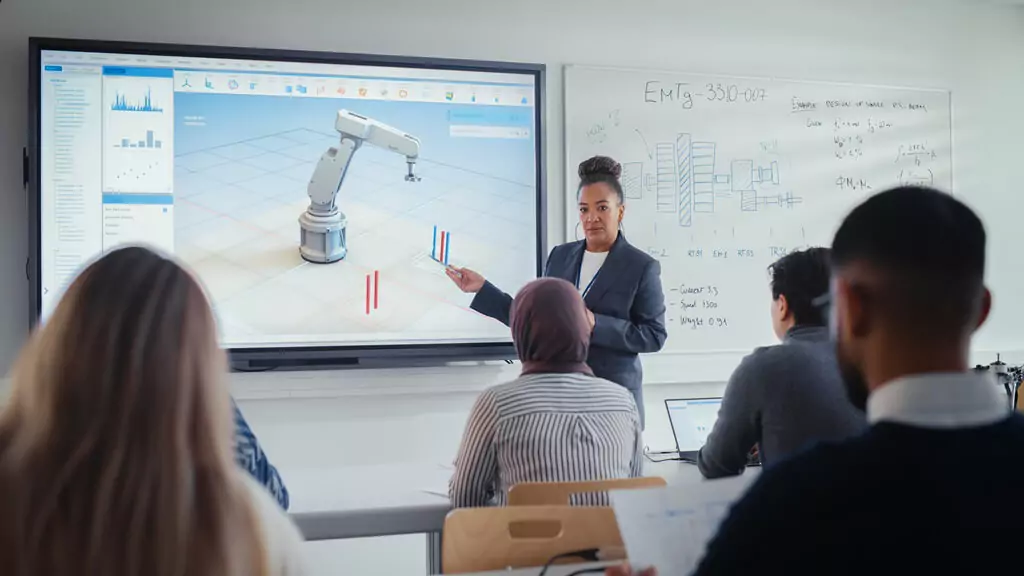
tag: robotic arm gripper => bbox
[299,110,422,263]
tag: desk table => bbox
[287,463,451,573]
[459,561,615,575]
[286,459,756,574]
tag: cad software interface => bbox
[38,48,540,348]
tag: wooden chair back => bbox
[507,477,667,506]
[442,505,623,574]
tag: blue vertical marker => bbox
[444,233,450,265]
[432,225,438,260]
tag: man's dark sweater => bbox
[695,413,1024,575]
[697,326,867,477]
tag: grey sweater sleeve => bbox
[697,353,763,479]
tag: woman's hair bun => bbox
[578,155,622,181]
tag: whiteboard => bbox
[564,65,952,355]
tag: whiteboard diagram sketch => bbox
[648,132,797,227]
[564,65,952,355]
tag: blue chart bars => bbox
[116,130,162,149]
[111,88,164,113]
[432,225,451,265]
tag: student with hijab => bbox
[449,278,644,507]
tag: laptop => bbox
[664,397,763,465]
[664,397,722,462]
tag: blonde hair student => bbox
[0,246,307,576]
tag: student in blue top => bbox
[233,401,290,510]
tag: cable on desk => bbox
[562,568,608,576]
[538,548,600,576]
[643,445,683,464]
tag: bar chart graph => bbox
[114,130,164,149]
[104,121,172,192]
[431,225,452,265]
[110,87,164,113]
[103,76,174,193]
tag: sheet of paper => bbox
[422,463,454,498]
[610,474,756,575]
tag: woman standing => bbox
[0,247,306,576]
[448,156,667,426]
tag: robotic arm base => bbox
[299,209,348,264]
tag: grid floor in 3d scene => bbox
[171,127,536,343]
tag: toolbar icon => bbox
[204,77,214,90]
[297,85,308,94]
[249,81,257,90]
[358,87,367,97]
[228,79,239,90]
[337,87,347,96]
[445,91,454,101]
[181,76,192,88]
[399,89,408,98]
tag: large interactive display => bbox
[29,39,545,362]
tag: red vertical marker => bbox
[439,231,447,264]
[365,274,371,315]
[374,270,380,310]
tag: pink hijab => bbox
[510,278,594,376]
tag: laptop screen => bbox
[665,398,723,452]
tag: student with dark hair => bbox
[696,247,866,478]
[685,186,1024,575]
[446,156,667,427]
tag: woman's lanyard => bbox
[576,262,601,299]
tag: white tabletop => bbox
[286,457,759,540]
[286,462,452,540]
[287,462,452,513]
[288,458,730,513]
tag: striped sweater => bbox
[449,372,644,507]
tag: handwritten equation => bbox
[669,283,730,330]
[794,94,942,193]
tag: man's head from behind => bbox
[830,186,990,410]
[768,247,831,340]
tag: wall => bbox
[1,0,1024,573]
[2,0,1024,376]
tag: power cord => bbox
[643,445,682,463]
[538,548,600,576]
[562,568,608,576]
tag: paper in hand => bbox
[610,475,756,575]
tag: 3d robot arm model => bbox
[299,110,421,264]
